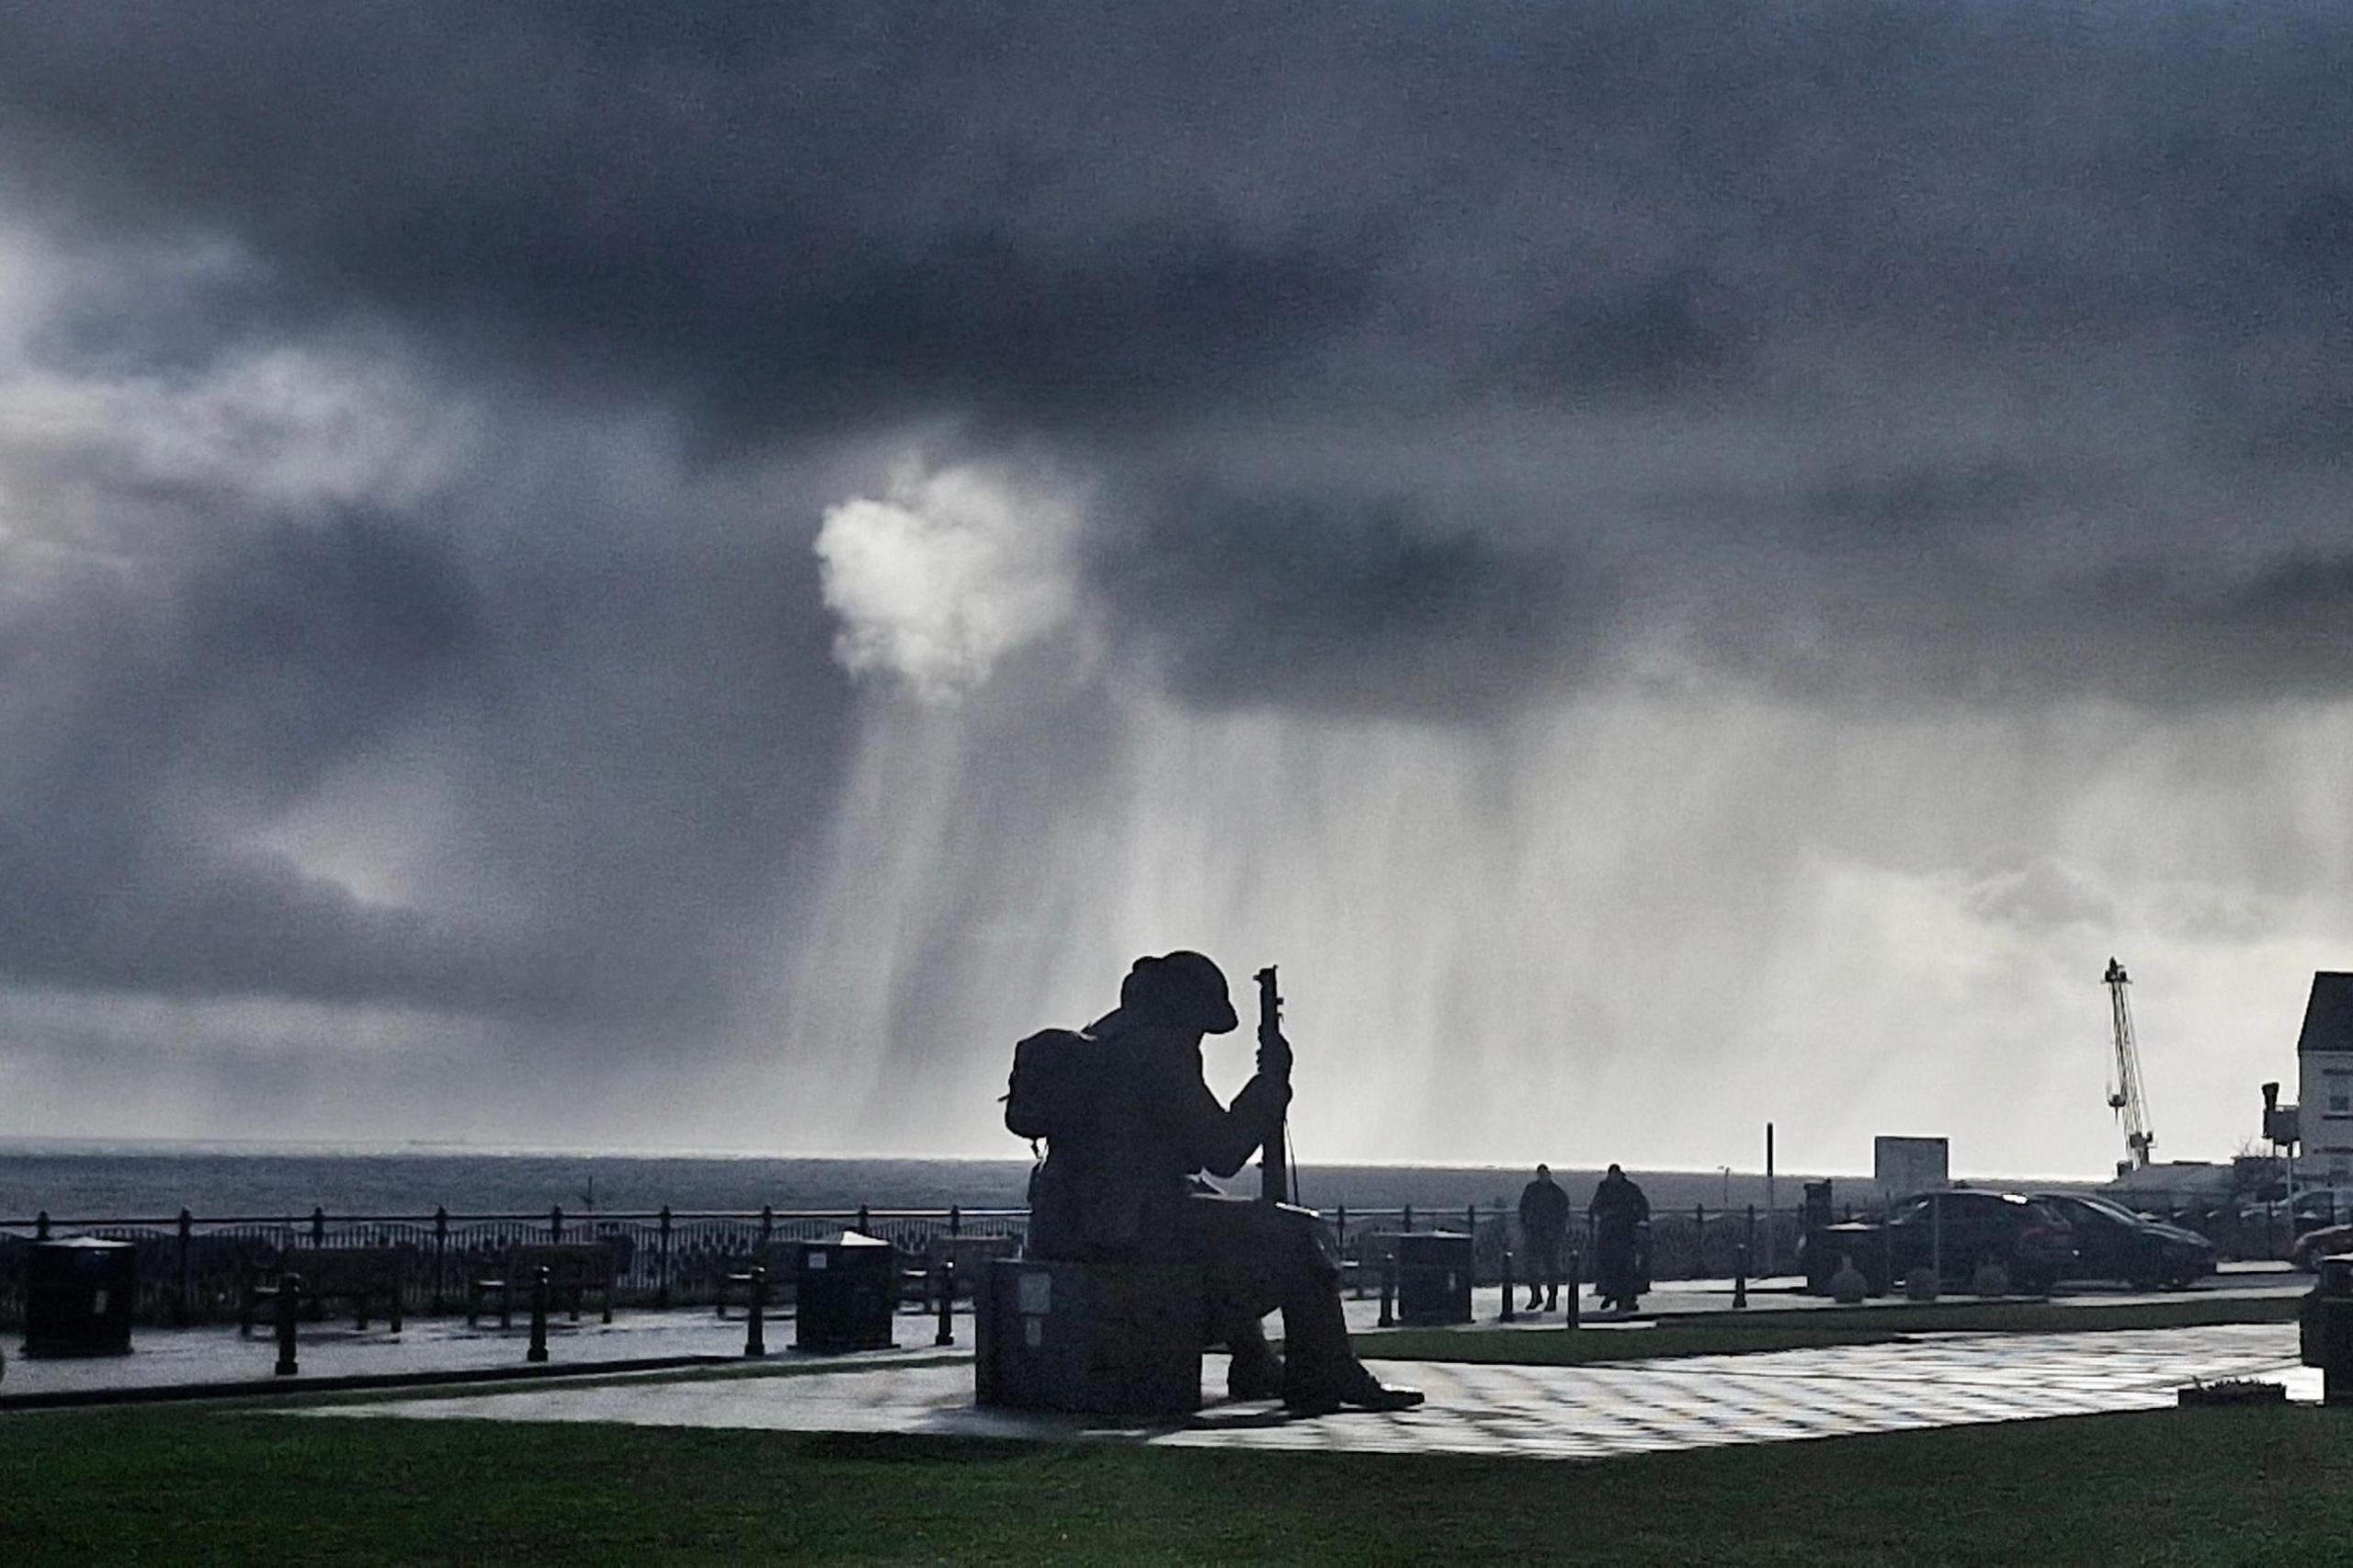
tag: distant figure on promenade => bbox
[1022,951,1423,1413]
[1588,1163,1651,1312]
[1517,1164,1571,1312]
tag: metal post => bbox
[657,1206,673,1308]
[311,1206,326,1246]
[745,1266,767,1358]
[949,1205,961,1238]
[1378,1255,1396,1328]
[1734,1244,1749,1309]
[275,1272,302,1376]
[760,1205,775,1252]
[528,1266,551,1363]
[1402,1203,1414,1233]
[175,1209,193,1327]
[432,1208,449,1315]
[935,1258,956,1346]
[1564,1248,1581,1330]
[35,1210,50,1241]
[551,1204,564,1244]
[857,1204,871,1237]
[1765,1121,1778,1277]
[1500,1248,1516,1322]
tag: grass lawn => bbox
[1359,1293,2303,1366]
[4,1396,2346,1565]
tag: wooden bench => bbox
[974,1256,1204,1415]
[468,1244,616,1328]
[241,1246,404,1335]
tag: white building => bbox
[2298,971,2353,1187]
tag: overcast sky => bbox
[2,3,2349,1176]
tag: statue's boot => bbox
[1224,1314,1285,1401]
[1279,1289,1424,1415]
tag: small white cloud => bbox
[813,462,1082,700]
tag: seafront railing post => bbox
[550,1204,564,1244]
[432,1208,449,1315]
[527,1266,551,1363]
[174,1208,193,1326]
[949,1205,961,1238]
[35,1210,49,1241]
[275,1272,302,1376]
[657,1206,673,1308]
[857,1204,871,1236]
[744,1265,767,1358]
[1402,1203,1414,1233]
[759,1205,774,1254]
[310,1206,326,1247]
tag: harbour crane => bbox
[2104,957,2155,1176]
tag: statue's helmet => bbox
[1121,950,1239,1035]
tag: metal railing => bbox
[0,1204,1032,1331]
[0,1198,1822,1329]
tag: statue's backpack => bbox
[1001,1027,1102,1142]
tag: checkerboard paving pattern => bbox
[301,1323,2312,1463]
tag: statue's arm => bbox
[1170,1062,1289,1180]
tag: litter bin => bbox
[2302,1254,2353,1405]
[24,1236,137,1357]
[1393,1231,1473,1325]
[794,1231,896,1352]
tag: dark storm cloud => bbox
[0,503,573,1013]
[6,0,2353,1046]
[1093,484,1613,720]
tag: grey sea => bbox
[0,1140,1823,1222]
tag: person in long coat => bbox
[1587,1163,1651,1312]
[1517,1164,1571,1311]
[1026,951,1422,1413]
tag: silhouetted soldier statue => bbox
[1588,1163,1651,1312]
[1024,951,1423,1413]
[1517,1163,1570,1311]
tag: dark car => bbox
[2031,1193,2216,1289]
[2292,1222,2353,1271]
[1882,1189,2077,1292]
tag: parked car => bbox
[2030,1193,2216,1289]
[2292,1222,2353,1271]
[1882,1189,2078,1292]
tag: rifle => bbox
[1256,965,1290,1205]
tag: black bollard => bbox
[527,1265,551,1364]
[274,1271,302,1376]
[745,1265,767,1358]
[1563,1249,1581,1331]
[1378,1255,1396,1328]
[1734,1243,1749,1310]
[1499,1248,1516,1323]
[935,1257,956,1346]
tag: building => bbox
[2298,972,2353,1187]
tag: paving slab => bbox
[299,1323,2319,1463]
[0,1306,946,1406]
[2,1260,2305,1405]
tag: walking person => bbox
[1588,1163,1652,1312]
[1517,1164,1571,1312]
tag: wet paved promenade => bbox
[299,1323,2315,1461]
